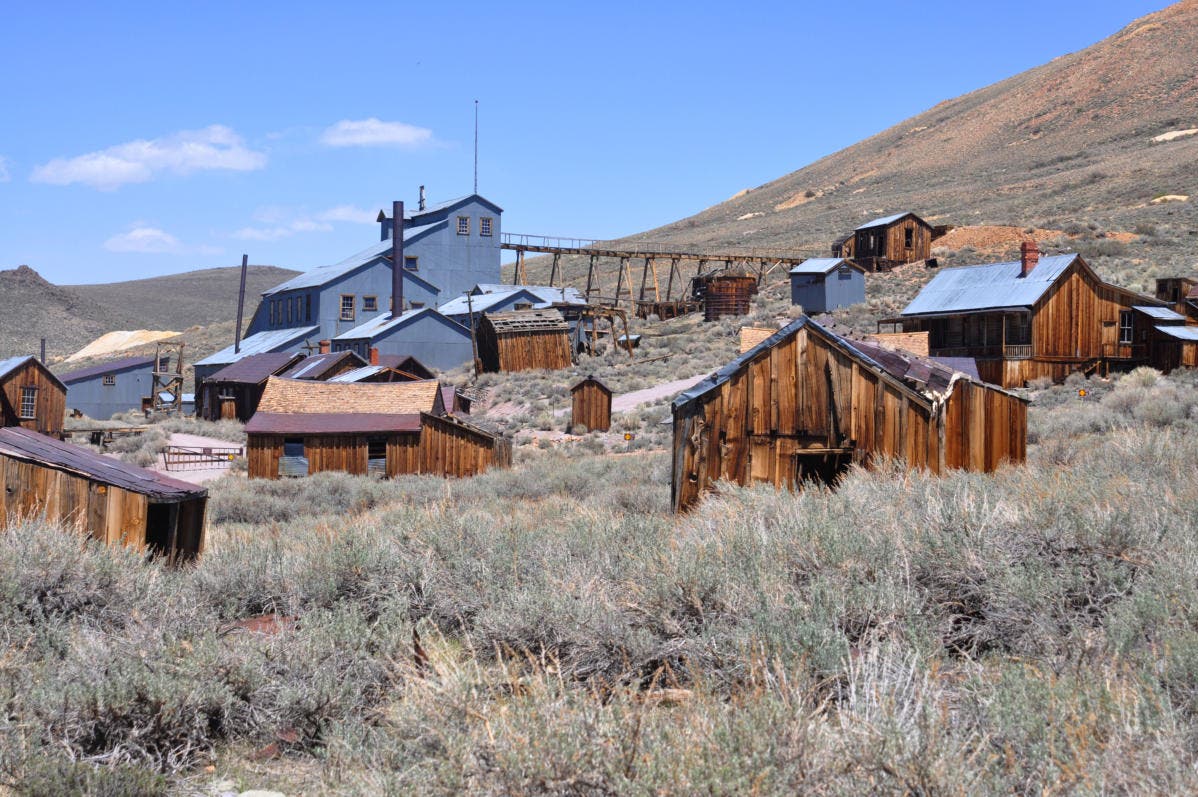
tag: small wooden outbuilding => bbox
[0,356,66,436]
[199,352,303,422]
[846,212,934,271]
[477,309,572,372]
[0,427,207,562]
[570,376,612,433]
[671,315,1027,512]
[695,273,757,321]
[245,377,508,479]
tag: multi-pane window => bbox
[404,256,418,271]
[480,217,493,237]
[456,216,470,235]
[1119,310,1134,344]
[340,295,356,322]
[19,387,36,419]
[102,374,116,386]
[363,296,378,312]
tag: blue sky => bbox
[0,0,1171,284]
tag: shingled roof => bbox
[246,377,444,434]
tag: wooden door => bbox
[220,398,236,420]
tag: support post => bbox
[549,253,560,287]
[585,255,599,302]
[666,258,679,302]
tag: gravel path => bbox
[611,372,709,413]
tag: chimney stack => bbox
[318,340,330,355]
[370,347,380,366]
[419,185,426,211]
[1020,240,1039,278]
[39,338,46,364]
[392,200,404,317]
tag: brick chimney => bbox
[370,347,380,366]
[318,340,330,354]
[1019,240,1039,278]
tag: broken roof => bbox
[204,352,303,384]
[484,308,568,333]
[0,427,205,500]
[58,355,157,384]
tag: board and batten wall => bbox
[1,362,65,435]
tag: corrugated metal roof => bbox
[195,326,319,367]
[901,254,1079,316]
[789,258,857,275]
[0,427,205,500]
[437,288,541,317]
[472,283,586,304]
[1133,305,1186,321]
[245,412,423,435]
[327,365,389,383]
[263,223,444,295]
[205,352,304,384]
[333,307,469,342]
[277,350,363,380]
[855,212,915,231]
[58,355,157,384]
[1154,325,1198,341]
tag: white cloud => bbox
[234,204,376,241]
[32,125,267,190]
[320,118,433,148]
[104,225,222,256]
[0,156,9,182]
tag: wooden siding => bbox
[419,414,510,477]
[852,216,933,270]
[1032,263,1140,360]
[0,361,65,435]
[571,380,612,432]
[671,324,1026,512]
[478,328,572,373]
[0,453,205,559]
[201,382,266,423]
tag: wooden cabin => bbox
[477,309,572,373]
[0,356,66,436]
[570,376,612,433]
[198,352,303,422]
[846,212,934,272]
[898,243,1172,387]
[671,315,1027,512]
[245,377,508,479]
[694,272,757,321]
[0,427,207,562]
[1155,277,1198,322]
[1149,325,1198,370]
[831,233,855,260]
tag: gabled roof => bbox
[377,354,435,378]
[855,211,926,231]
[789,258,865,276]
[0,427,205,500]
[674,315,1023,413]
[58,355,157,385]
[0,356,67,391]
[332,307,470,342]
[262,223,444,296]
[571,376,612,394]
[246,377,442,434]
[204,352,304,385]
[901,254,1079,316]
[384,193,504,224]
[437,287,544,317]
[195,326,319,367]
[471,284,586,304]
[277,350,364,380]
[483,308,568,333]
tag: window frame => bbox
[102,374,116,386]
[362,295,378,313]
[480,216,493,237]
[456,215,470,236]
[340,294,356,322]
[404,255,419,271]
[19,386,37,420]
[1118,310,1134,344]
[904,226,914,248]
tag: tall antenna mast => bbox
[473,99,479,194]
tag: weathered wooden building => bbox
[898,243,1172,387]
[245,377,508,479]
[1155,277,1198,322]
[277,350,365,381]
[841,212,934,271]
[570,376,612,432]
[0,356,66,436]
[199,352,303,422]
[59,354,158,420]
[477,309,572,372]
[695,273,758,321]
[671,315,1027,512]
[0,427,207,562]
[1150,325,1198,370]
[789,258,866,313]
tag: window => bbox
[341,295,356,322]
[480,216,493,237]
[514,301,533,310]
[363,296,378,313]
[404,256,418,271]
[286,298,293,324]
[456,215,470,235]
[269,301,276,325]
[837,265,852,280]
[102,374,116,386]
[19,387,36,419]
[1119,310,1134,344]
[410,301,425,309]
[306,294,312,323]
[904,227,914,248]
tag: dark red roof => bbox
[58,355,157,384]
[245,412,422,435]
[205,352,303,385]
[0,427,205,500]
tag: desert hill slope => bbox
[0,264,299,360]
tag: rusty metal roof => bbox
[245,411,423,435]
[204,352,304,385]
[0,427,205,500]
[58,355,157,384]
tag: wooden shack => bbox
[199,352,303,422]
[0,356,66,436]
[245,377,508,479]
[847,212,934,271]
[697,273,758,321]
[0,427,207,562]
[570,376,612,432]
[1155,277,1198,322]
[671,315,1027,512]
[477,309,572,372]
